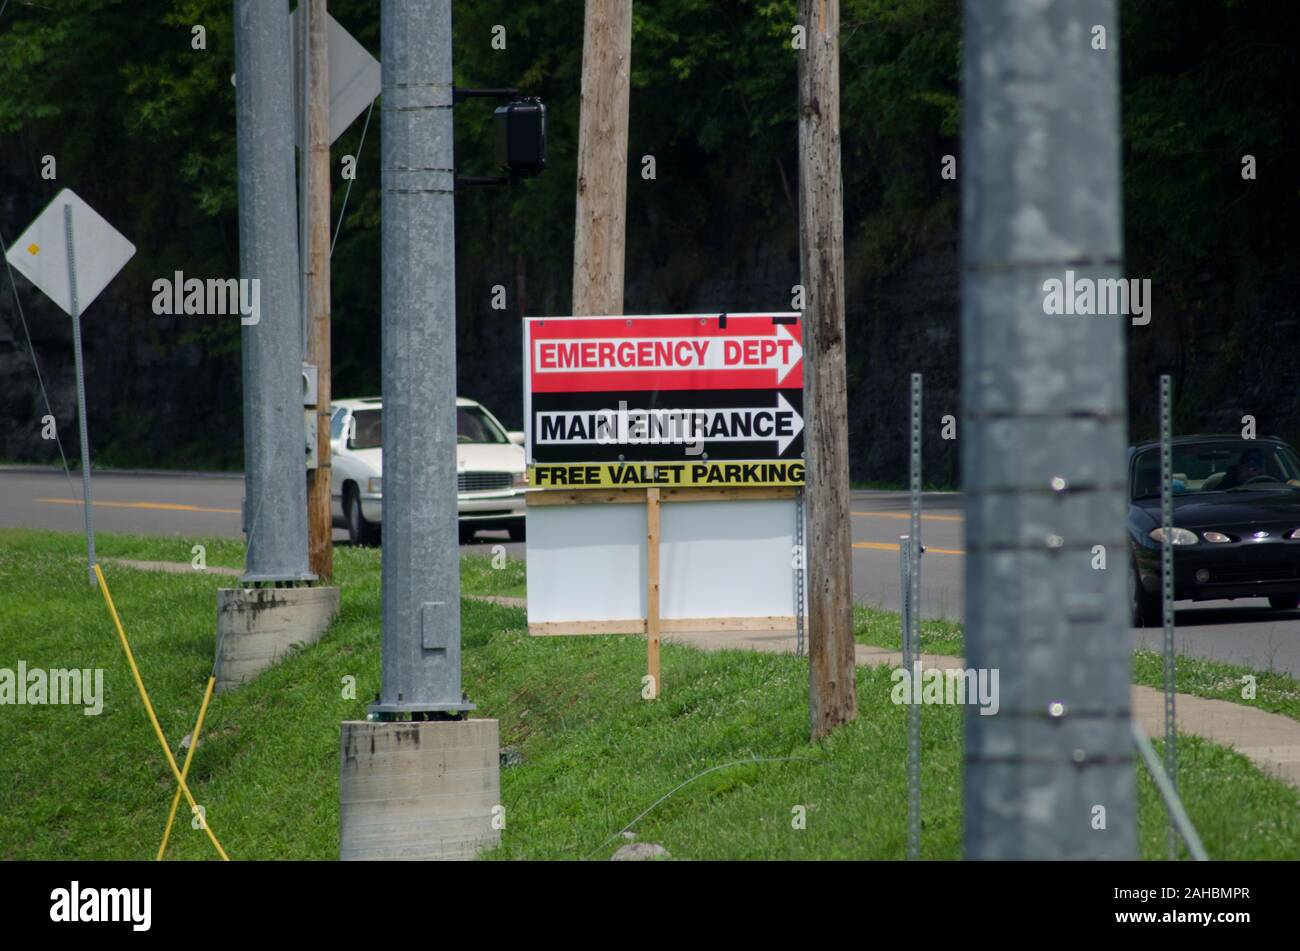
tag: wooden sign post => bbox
[646,486,661,698]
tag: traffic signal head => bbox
[494,99,547,180]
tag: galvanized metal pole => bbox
[371,0,470,716]
[907,373,922,859]
[900,536,911,676]
[233,0,315,584]
[63,205,95,587]
[1159,373,1178,858]
[962,0,1136,858]
[900,533,919,860]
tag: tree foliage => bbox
[0,0,1294,470]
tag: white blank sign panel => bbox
[526,499,796,628]
[660,500,796,621]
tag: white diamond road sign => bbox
[290,9,381,147]
[4,188,135,317]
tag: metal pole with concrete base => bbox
[220,0,338,694]
[233,0,315,585]
[339,0,499,862]
[370,0,468,718]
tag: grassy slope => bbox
[0,529,1297,860]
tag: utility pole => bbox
[961,0,1136,858]
[372,0,467,717]
[339,0,499,863]
[798,0,856,740]
[571,0,632,316]
[233,0,314,585]
[304,0,333,580]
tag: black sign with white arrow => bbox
[529,389,805,464]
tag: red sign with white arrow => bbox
[528,314,803,393]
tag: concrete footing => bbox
[339,719,501,861]
[214,586,340,693]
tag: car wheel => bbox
[458,524,476,545]
[1268,594,1300,611]
[345,485,379,546]
[1130,562,1161,627]
[508,522,526,542]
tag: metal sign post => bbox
[63,206,95,586]
[907,372,923,860]
[900,533,919,860]
[1159,373,1178,858]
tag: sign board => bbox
[525,314,805,488]
[289,9,381,147]
[4,188,136,316]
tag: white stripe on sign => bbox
[533,325,802,383]
[535,394,805,455]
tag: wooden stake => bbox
[572,0,632,316]
[305,0,333,580]
[798,0,857,739]
[646,487,660,699]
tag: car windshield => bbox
[1132,442,1300,500]
[458,406,508,444]
[345,405,508,449]
[350,409,383,449]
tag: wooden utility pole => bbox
[798,0,856,739]
[571,0,632,316]
[305,0,333,580]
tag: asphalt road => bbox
[0,466,523,558]
[4,467,1299,675]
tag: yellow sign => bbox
[530,460,805,489]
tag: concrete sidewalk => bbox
[666,629,1300,791]
[102,557,241,577]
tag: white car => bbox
[330,396,528,545]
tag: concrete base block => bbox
[214,586,340,693]
[339,719,501,861]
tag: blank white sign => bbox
[526,498,797,627]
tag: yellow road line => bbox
[38,497,240,515]
[853,541,966,556]
[852,510,964,523]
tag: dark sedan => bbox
[1128,435,1300,626]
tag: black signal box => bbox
[494,99,547,180]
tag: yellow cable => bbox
[157,675,217,861]
[92,564,230,861]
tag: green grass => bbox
[1,528,1297,860]
[1132,651,1300,723]
[854,604,965,657]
